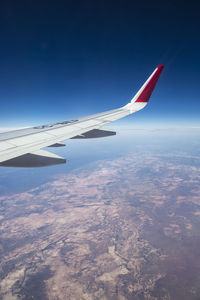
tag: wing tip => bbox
[134,64,164,103]
[157,64,165,70]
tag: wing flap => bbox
[0,141,15,151]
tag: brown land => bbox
[0,152,200,299]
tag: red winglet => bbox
[135,65,164,103]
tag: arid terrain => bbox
[1,150,200,299]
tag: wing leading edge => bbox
[0,65,164,167]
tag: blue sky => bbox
[0,1,200,128]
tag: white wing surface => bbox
[0,65,164,167]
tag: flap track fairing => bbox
[71,129,116,139]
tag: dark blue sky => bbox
[0,0,200,127]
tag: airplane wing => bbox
[0,65,164,167]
